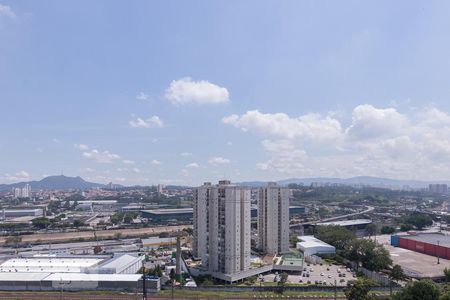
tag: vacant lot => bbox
[0,225,192,245]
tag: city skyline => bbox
[3,1,450,185]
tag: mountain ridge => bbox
[0,175,106,191]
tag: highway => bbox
[290,205,375,228]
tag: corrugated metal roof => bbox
[44,273,142,282]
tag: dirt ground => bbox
[0,225,192,245]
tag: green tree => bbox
[366,224,378,237]
[440,291,450,300]
[346,239,392,271]
[32,217,51,229]
[345,278,374,300]
[316,225,355,250]
[73,219,84,228]
[444,267,450,283]
[4,235,22,247]
[381,226,396,234]
[183,227,193,235]
[390,265,405,282]
[93,245,102,254]
[393,280,440,300]
[169,268,176,280]
[400,223,414,232]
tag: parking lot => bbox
[262,262,356,287]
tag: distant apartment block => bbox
[429,184,448,194]
[193,180,251,276]
[12,184,32,199]
[257,182,290,255]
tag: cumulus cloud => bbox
[0,4,15,19]
[151,159,162,165]
[136,92,149,101]
[74,144,89,151]
[129,116,163,128]
[208,157,231,165]
[222,110,342,142]
[165,77,229,105]
[82,149,121,164]
[224,105,450,180]
[122,160,135,165]
[3,170,30,182]
[185,162,200,168]
[346,105,409,139]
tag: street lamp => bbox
[437,240,440,265]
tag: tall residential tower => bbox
[257,182,290,255]
[193,180,251,276]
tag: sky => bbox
[2,1,450,186]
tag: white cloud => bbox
[346,105,408,139]
[129,116,163,128]
[208,157,231,165]
[136,92,149,101]
[224,105,450,180]
[84,168,95,173]
[0,4,15,19]
[180,152,192,157]
[222,110,342,142]
[122,160,135,165]
[165,77,229,105]
[82,149,121,164]
[185,162,200,168]
[3,170,30,182]
[151,159,162,165]
[75,144,89,151]
[132,167,141,173]
[180,169,189,177]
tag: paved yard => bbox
[262,262,356,287]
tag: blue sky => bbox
[2,1,450,185]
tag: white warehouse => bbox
[296,236,336,257]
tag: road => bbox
[291,206,375,228]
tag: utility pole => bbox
[334,279,337,300]
[142,261,147,300]
[437,240,441,265]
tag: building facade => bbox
[258,182,289,255]
[193,180,251,276]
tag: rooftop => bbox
[398,232,450,248]
[141,208,193,215]
[297,236,335,249]
[0,257,103,273]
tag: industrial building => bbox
[141,208,193,222]
[296,236,336,257]
[391,232,450,259]
[0,254,152,292]
[1,208,43,218]
[257,182,290,255]
[141,237,177,250]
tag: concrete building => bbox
[429,184,448,194]
[2,209,43,218]
[12,184,31,199]
[296,236,336,257]
[257,182,290,255]
[193,180,251,277]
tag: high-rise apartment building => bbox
[12,184,31,199]
[193,180,251,276]
[429,184,448,194]
[257,182,290,255]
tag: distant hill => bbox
[0,175,107,191]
